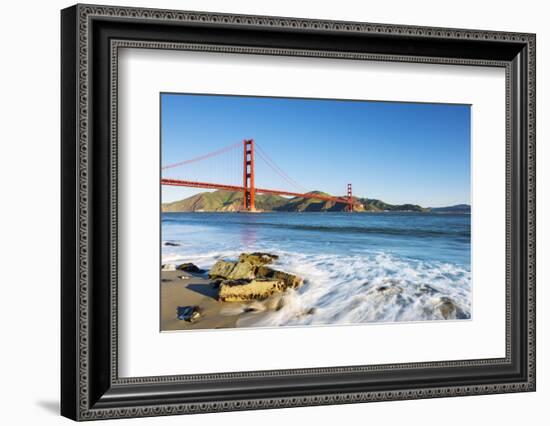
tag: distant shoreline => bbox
[162,189,470,214]
[161,210,472,214]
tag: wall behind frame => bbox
[0,0,546,425]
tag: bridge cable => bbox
[161,140,242,171]
[255,143,308,193]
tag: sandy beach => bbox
[161,270,241,331]
[161,261,296,331]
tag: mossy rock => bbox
[227,261,256,280]
[238,252,279,266]
[208,260,236,279]
[218,279,286,302]
[257,266,303,288]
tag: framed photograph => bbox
[61,4,536,421]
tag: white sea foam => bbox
[161,249,239,269]
[235,251,471,327]
[163,246,471,327]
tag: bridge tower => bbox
[346,183,353,212]
[243,139,255,211]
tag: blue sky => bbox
[161,93,470,207]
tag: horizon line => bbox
[161,188,470,209]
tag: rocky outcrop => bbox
[434,297,468,320]
[208,253,279,280]
[256,266,303,288]
[177,263,202,273]
[209,253,303,302]
[208,260,237,279]
[227,261,256,280]
[219,279,288,302]
[238,252,278,266]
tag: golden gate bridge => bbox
[161,139,353,212]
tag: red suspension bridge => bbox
[161,139,354,212]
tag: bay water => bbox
[162,212,471,326]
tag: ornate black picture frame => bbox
[61,4,536,421]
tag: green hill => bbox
[274,191,350,212]
[360,198,428,212]
[162,190,431,213]
[162,190,287,212]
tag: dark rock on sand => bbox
[177,305,201,322]
[177,263,202,273]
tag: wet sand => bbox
[160,269,290,331]
[160,270,241,331]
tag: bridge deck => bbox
[161,178,351,205]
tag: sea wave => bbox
[245,251,470,326]
[162,216,469,238]
[162,247,471,327]
[242,222,470,238]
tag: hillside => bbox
[162,190,432,213]
[162,190,288,212]
[430,204,471,214]
[274,191,366,212]
[359,198,428,212]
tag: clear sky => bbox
[161,93,470,207]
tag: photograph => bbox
[160,93,472,331]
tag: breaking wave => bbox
[162,247,471,326]
[161,212,471,327]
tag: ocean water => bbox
[162,212,471,327]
